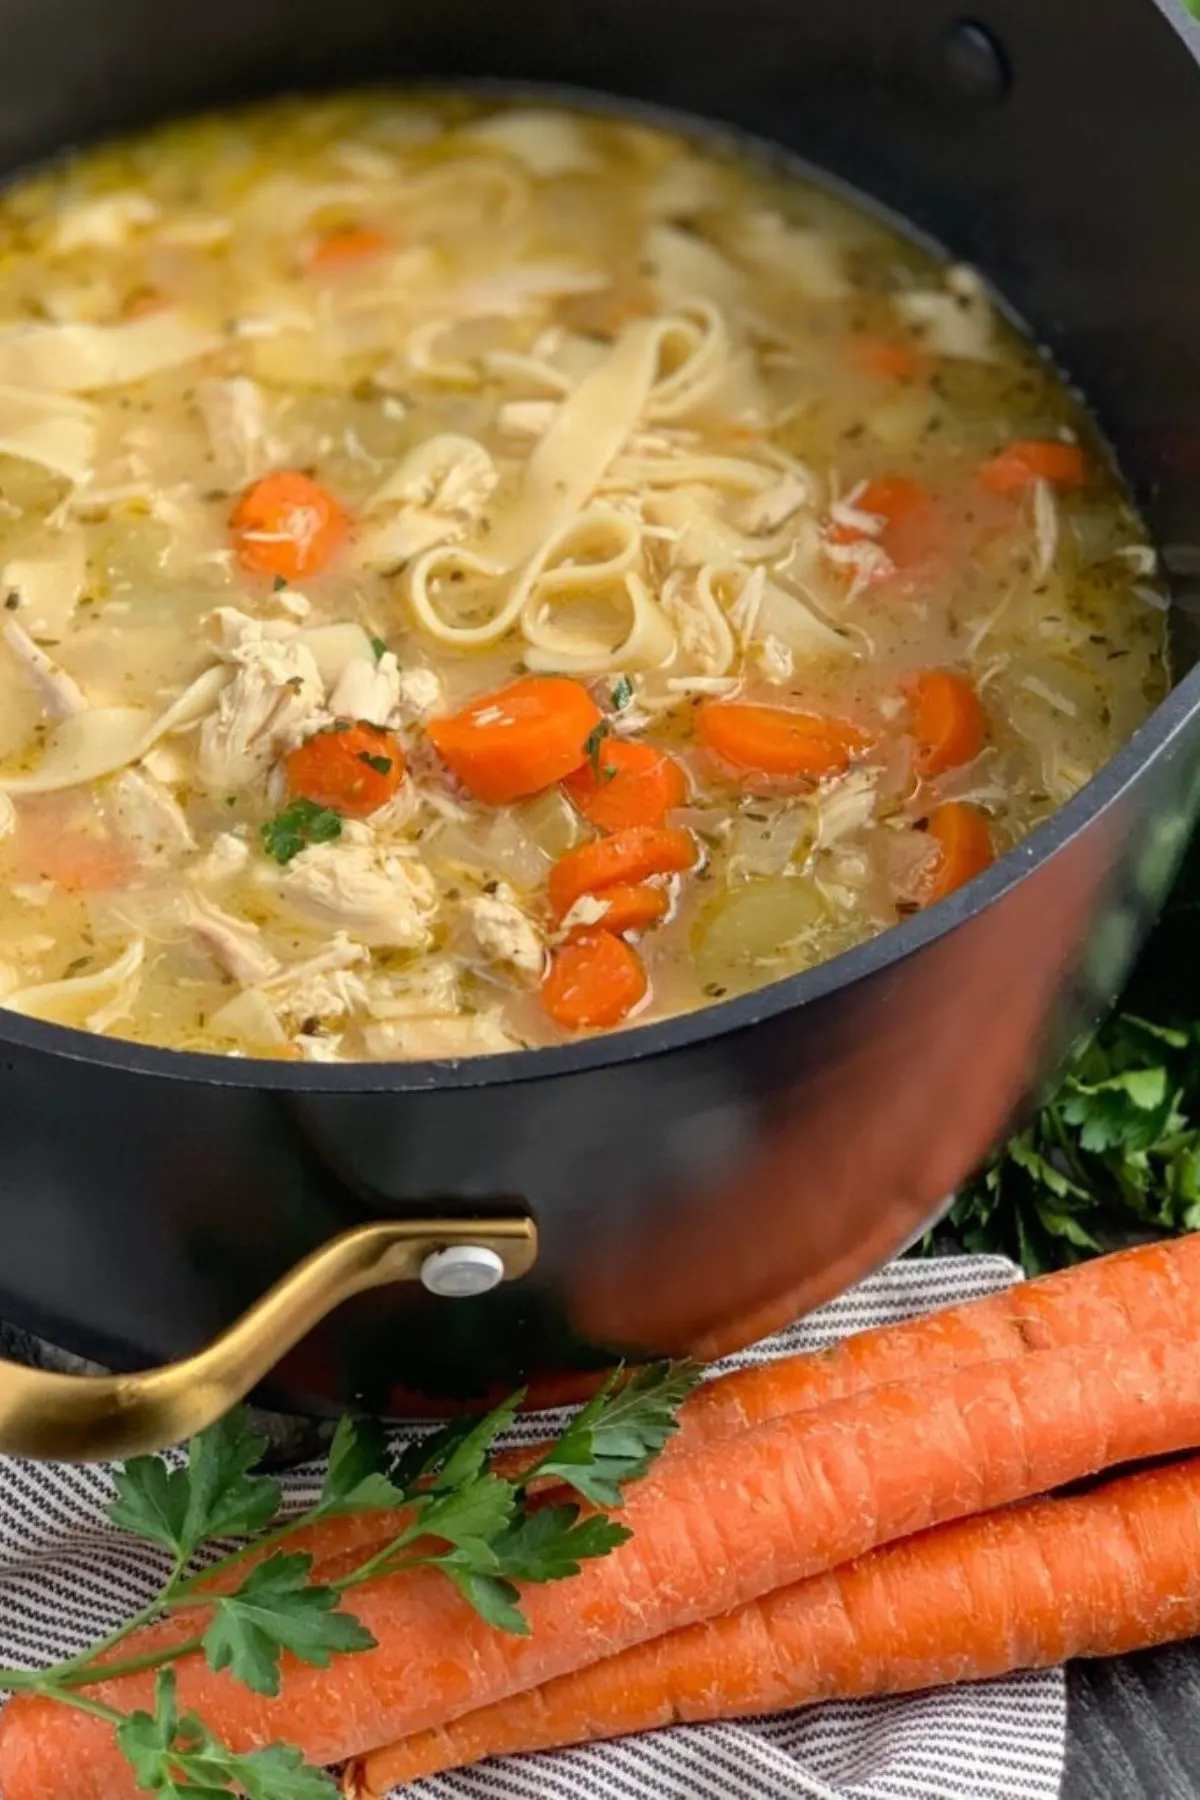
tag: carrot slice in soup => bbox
[231,471,347,581]
[565,882,670,938]
[427,677,603,806]
[563,739,688,831]
[307,226,393,272]
[698,702,869,784]
[285,723,405,819]
[548,826,696,921]
[832,476,936,569]
[978,439,1087,495]
[848,335,924,382]
[910,671,986,777]
[921,802,994,903]
[541,931,648,1030]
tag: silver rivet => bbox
[420,1245,505,1298]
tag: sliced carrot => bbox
[978,438,1087,495]
[307,226,393,273]
[698,701,869,785]
[565,882,669,938]
[427,677,602,806]
[351,1456,1200,1789]
[909,670,986,777]
[831,474,937,569]
[230,471,348,582]
[548,826,697,921]
[285,723,405,819]
[847,335,924,382]
[541,931,648,1030]
[17,1334,1200,1795]
[562,739,688,832]
[921,801,994,903]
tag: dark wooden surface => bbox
[1065,1648,1200,1798]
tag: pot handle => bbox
[0,1216,538,1463]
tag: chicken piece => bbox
[196,636,324,792]
[191,831,251,885]
[465,885,544,977]
[327,652,402,729]
[189,894,280,984]
[261,934,371,1025]
[395,665,444,722]
[362,956,460,1020]
[53,191,158,251]
[3,619,86,718]
[294,1031,345,1062]
[110,769,194,860]
[196,377,275,484]
[733,472,811,535]
[278,822,438,949]
[362,1008,520,1059]
[204,606,296,659]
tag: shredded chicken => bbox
[327,652,402,728]
[3,619,87,717]
[278,822,439,949]
[260,934,371,1023]
[196,377,275,483]
[733,473,811,535]
[465,886,545,977]
[196,636,324,791]
[191,831,251,884]
[111,770,194,859]
[189,894,281,983]
[395,666,445,721]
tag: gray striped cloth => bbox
[0,1255,1066,1800]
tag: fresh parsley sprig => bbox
[0,1364,700,1798]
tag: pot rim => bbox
[5,660,1198,1093]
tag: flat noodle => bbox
[0,666,227,793]
[1,937,145,1030]
[0,312,220,392]
[2,530,86,639]
[524,571,675,675]
[458,110,599,177]
[520,506,675,673]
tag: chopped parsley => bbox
[583,720,617,783]
[357,751,393,776]
[369,635,388,663]
[272,574,288,592]
[611,675,633,711]
[260,799,343,865]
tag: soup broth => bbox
[0,95,1168,1060]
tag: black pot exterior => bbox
[0,0,1199,1409]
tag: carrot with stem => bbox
[350,1453,1200,1789]
[11,1332,1200,1798]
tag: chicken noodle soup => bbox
[0,95,1168,1059]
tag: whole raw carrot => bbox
[352,1454,1200,1788]
[9,1332,1200,1799]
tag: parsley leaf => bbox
[202,1552,376,1697]
[522,1361,703,1508]
[109,1410,280,1564]
[489,1503,631,1583]
[583,721,617,784]
[417,1472,516,1551]
[316,1416,405,1515]
[272,575,288,593]
[369,635,388,663]
[611,675,633,711]
[260,800,343,866]
[441,1569,528,1636]
[118,1671,336,1800]
[357,751,393,776]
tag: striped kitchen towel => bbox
[0,1255,1066,1800]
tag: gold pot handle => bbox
[0,1216,538,1463]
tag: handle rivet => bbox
[420,1245,505,1298]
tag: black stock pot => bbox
[2,0,1200,1459]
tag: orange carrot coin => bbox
[909,671,986,777]
[698,702,869,784]
[427,677,603,806]
[548,827,697,921]
[285,723,405,819]
[921,801,994,903]
[564,882,670,938]
[230,471,347,582]
[563,740,688,832]
[541,931,648,1030]
[979,439,1087,495]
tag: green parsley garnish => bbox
[584,720,617,783]
[260,799,343,865]
[357,752,393,776]
[611,675,634,711]
[369,635,388,663]
[272,574,288,592]
[0,1364,699,1800]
